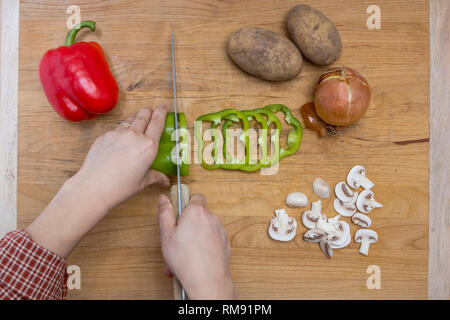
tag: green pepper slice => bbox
[263,104,303,160]
[252,108,282,169]
[151,112,189,176]
[195,109,250,170]
[221,110,269,172]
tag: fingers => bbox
[158,195,177,243]
[188,193,207,208]
[143,169,170,188]
[114,116,135,131]
[130,108,152,133]
[145,105,167,141]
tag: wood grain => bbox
[429,0,450,300]
[17,0,431,299]
[0,0,19,238]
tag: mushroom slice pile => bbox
[347,165,374,190]
[304,214,351,258]
[354,229,378,256]
[301,200,322,229]
[356,190,383,214]
[352,213,372,228]
[268,209,297,242]
[318,215,351,249]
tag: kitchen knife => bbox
[169,32,189,300]
[169,184,190,300]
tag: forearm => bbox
[26,174,109,258]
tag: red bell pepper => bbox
[39,21,119,122]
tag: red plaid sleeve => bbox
[0,230,68,300]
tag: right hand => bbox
[157,193,236,300]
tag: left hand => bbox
[73,106,170,211]
[27,106,170,258]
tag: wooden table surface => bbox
[1,0,448,299]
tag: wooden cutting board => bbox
[18,0,429,299]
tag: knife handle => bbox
[169,184,190,300]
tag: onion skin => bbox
[300,102,328,136]
[314,67,371,127]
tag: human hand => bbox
[158,194,236,300]
[26,106,170,258]
[73,106,170,211]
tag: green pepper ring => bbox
[263,104,303,160]
[221,110,269,172]
[195,109,250,170]
[252,108,282,169]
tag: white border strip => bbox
[429,0,450,300]
[0,0,19,237]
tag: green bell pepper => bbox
[151,112,189,176]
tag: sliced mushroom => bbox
[335,181,358,203]
[268,209,297,242]
[352,212,372,228]
[303,229,326,243]
[328,220,350,248]
[305,215,350,258]
[319,239,333,258]
[354,229,378,256]
[285,192,308,208]
[333,198,357,217]
[320,215,350,247]
[301,200,322,229]
[315,214,340,235]
[356,190,383,214]
[313,177,331,199]
[347,165,374,190]
[330,232,351,249]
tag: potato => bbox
[287,4,342,66]
[226,27,302,81]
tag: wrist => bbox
[26,175,110,258]
[65,172,112,214]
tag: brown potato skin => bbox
[226,27,302,81]
[287,4,342,66]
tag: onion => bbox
[314,66,371,127]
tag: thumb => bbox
[157,194,176,244]
[143,169,170,188]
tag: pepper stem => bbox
[64,21,96,47]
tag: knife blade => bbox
[170,32,188,301]
[171,32,182,219]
